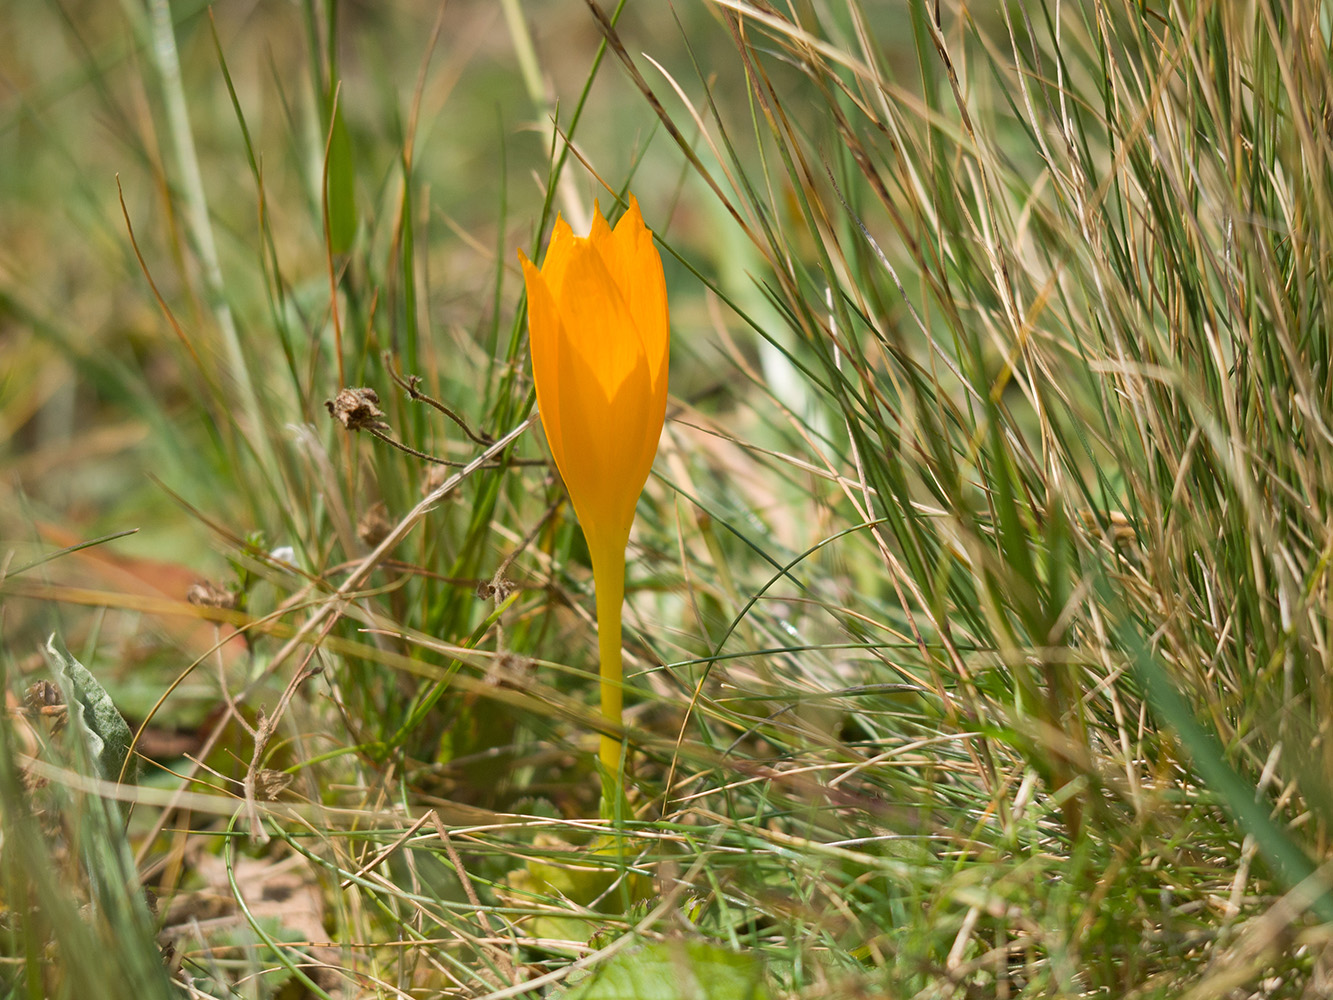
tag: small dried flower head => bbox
[485,651,535,691]
[326,387,390,432]
[357,502,392,547]
[187,580,239,610]
[25,679,63,713]
[257,768,294,800]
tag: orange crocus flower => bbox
[519,196,669,787]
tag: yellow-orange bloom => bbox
[519,197,669,554]
[519,196,669,794]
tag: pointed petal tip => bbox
[551,214,575,246]
[518,249,544,284]
[590,202,613,243]
[615,195,652,246]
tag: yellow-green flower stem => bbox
[589,533,628,815]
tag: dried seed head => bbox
[477,576,516,601]
[326,387,390,432]
[357,502,392,547]
[257,768,294,799]
[25,679,62,712]
[485,651,535,691]
[187,580,239,610]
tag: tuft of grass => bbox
[2,0,1332,997]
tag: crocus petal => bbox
[519,249,570,471]
[549,236,644,409]
[561,338,654,542]
[598,197,669,391]
[538,215,578,300]
[580,198,669,507]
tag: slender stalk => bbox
[146,0,264,457]
[589,532,628,807]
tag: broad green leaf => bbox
[506,835,654,944]
[559,941,768,1000]
[43,635,135,782]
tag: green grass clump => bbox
[3,0,1333,997]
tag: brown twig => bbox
[386,360,494,447]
